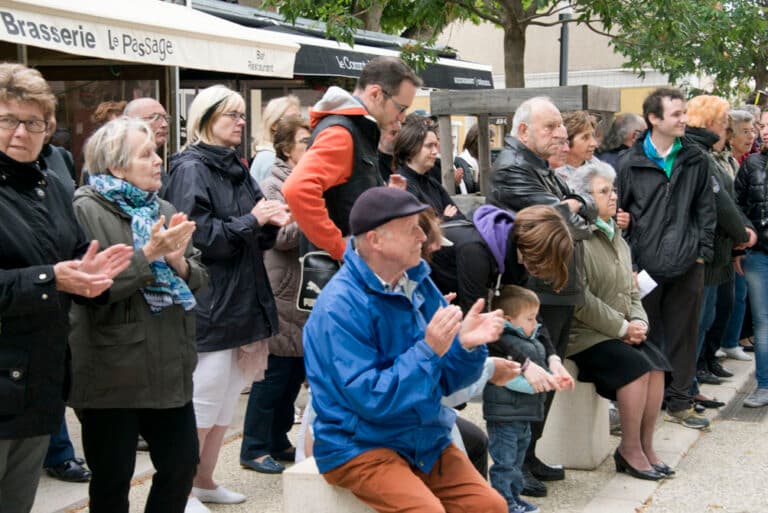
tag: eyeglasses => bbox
[739,128,757,136]
[592,186,618,196]
[0,115,48,133]
[141,113,172,124]
[381,89,408,114]
[297,137,311,145]
[222,111,246,122]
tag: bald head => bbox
[125,98,169,149]
[512,97,563,159]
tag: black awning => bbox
[294,45,493,90]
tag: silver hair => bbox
[511,96,554,138]
[731,109,755,125]
[568,160,616,196]
[83,116,154,176]
[599,113,644,152]
[736,104,761,119]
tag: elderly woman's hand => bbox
[523,361,558,393]
[54,260,114,298]
[443,204,458,218]
[142,214,196,263]
[77,240,133,279]
[622,320,648,345]
[548,357,575,391]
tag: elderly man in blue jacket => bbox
[303,187,508,513]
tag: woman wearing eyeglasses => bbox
[163,85,291,513]
[0,63,133,513]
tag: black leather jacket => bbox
[488,136,597,305]
[735,151,768,254]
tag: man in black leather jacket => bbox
[615,87,716,430]
[488,96,597,496]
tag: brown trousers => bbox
[323,444,507,513]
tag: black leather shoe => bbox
[521,469,547,497]
[240,455,285,474]
[709,362,734,378]
[613,450,665,481]
[527,456,565,481]
[45,459,92,483]
[693,402,706,414]
[271,447,296,463]
[651,462,676,476]
[697,369,722,385]
[695,396,725,408]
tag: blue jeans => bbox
[691,285,720,396]
[488,420,531,506]
[43,417,76,468]
[722,272,748,349]
[743,251,768,388]
[240,355,305,461]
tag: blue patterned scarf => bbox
[89,174,196,313]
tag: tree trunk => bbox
[503,22,526,88]
[358,1,385,32]
[754,59,768,94]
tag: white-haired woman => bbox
[249,95,300,184]
[164,85,289,513]
[567,160,672,481]
[71,117,207,513]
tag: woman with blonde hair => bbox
[164,85,290,513]
[249,94,300,183]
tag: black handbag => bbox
[296,250,341,312]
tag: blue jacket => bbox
[303,239,488,473]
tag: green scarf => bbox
[595,217,615,240]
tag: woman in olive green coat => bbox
[567,160,671,482]
[68,117,208,513]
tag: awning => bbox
[0,0,299,77]
[292,37,494,90]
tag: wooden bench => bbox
[283,457,375,513]
[536,359,612,470]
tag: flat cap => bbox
[349,187,429,235]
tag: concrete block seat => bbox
[536,359,612,470]
[283,457,375,513]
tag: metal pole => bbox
[558,9,572,86]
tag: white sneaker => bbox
[722,346,753,361]
[715,348,726,358]
[743,388,768,408]
[185,497,211,513]
[192,486,246,504]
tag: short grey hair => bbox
[568,160,616,196]
[731,109,755,125]
[83,116,154,176]
[736,104,761,119]
[511,96,553,138]
[599,113,644,152]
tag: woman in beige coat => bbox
[567,160,671,482]
[240,116,311,473]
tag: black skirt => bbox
[568,339,672,401]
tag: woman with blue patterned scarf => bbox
[68,116,209,513]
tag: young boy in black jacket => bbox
[484,285,572,513]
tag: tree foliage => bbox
[264,0,768,94]
[580,0,768,95]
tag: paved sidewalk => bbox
[36,357,758,513]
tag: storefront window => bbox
[47,79,160,180]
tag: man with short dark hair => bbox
[615,87,716,430]
[304,186,507,513]
[283,57,421,261]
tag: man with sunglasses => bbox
[284,56,422,261]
